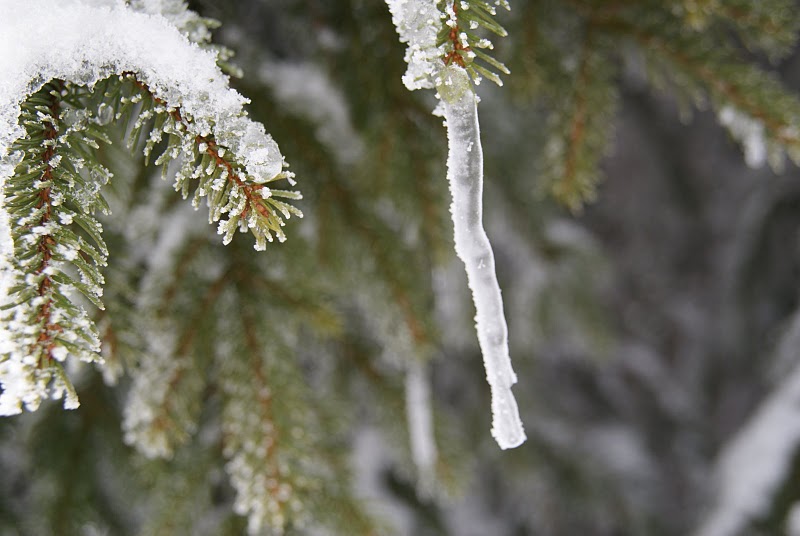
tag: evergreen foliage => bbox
[2,0,800,534]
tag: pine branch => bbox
[670,0,800,60]
[123,73,301,249]
[0,81,111,414]
[327,181,435,348]
[218,294,328,535]
[604,17,800,168]
[438,0,511,86]
[123,265,228,458]
[544,24,619,210]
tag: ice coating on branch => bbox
[0,173,12,356]
[0,0,285,190]
[439,66,525,449]
[405,359,437,488]
[384,0,444,91]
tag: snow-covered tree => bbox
[2,0,800,534]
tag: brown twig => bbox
[31,80,66,368]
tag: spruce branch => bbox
[606,18,800,169]
[124,72,302,249]
[438,0,511,86]
[123,266,228,458]
[669,0,800,60]
[327,181,435,348]
[544,25,619,210]
[0,81,111,414]
[219,296,324,535]
[0,0,300,413]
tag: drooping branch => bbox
[0,0,299,413]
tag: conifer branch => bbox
[328,181,433,347]
[605,19,800,167]
[540,17,619,211]
[123,268,228,458]
[1,80,111,413]
[555,29,594,209]
[438,0,511,86]
[1,1,301,413]
[680,0,799,59]
[125,73,301,249]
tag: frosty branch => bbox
[0,0,300,414]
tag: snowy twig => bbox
[0,0,298,413]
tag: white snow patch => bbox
[384,0,444,91]
[718,106,767,168]
[0,0,285,191]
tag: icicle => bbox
[405,358,437,491]
[438,66,525,449]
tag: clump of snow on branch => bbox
[717,106,767,168]
[437,65,525,449]
[385,0,444,91]
[0,0,296,413]
[0,0,286,186]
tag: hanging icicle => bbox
[438,65,525,449]
[384,0,525,449]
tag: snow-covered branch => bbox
[0,0,298,413]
